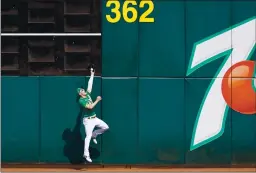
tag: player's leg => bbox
[92,118,109,143]
[83,118,96,162]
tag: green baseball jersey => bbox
[79,92,96,118]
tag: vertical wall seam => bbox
[184,0,187,165]
[255,5,256,168]
[230,0,233,166]
[255,4,256,168]
[100,0,103,165]
[38,77,42,163]
[136,4,140,164]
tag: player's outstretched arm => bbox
[87,68,94,93]
[86,96,102,109]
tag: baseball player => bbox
[77,68,109,163]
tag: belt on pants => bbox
[87,115,96,119]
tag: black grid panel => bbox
[1,0,101,76]
[1,36,101,76]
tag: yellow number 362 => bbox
[106,0,154,23]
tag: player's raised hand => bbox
[90,68,95,76]
[96,96,102,101]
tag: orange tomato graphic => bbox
[222,60,256,114]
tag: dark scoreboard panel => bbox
[1,0,101,76]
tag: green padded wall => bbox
[2,77,40,162]
[101,78,138,164]
[230,1,256,164]
[137,78,185,164]
[2,0,256,165]
[185,79,232,165]
[231,104,256,164]
[102,0,139,77]
[185,1,232,78]
[139,1,185,77]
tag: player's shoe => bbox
[84,155,92,163]
[93,138,97,144]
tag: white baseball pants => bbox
[83,117,109,157]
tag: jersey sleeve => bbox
[79,99,89,107]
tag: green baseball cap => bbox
[77,88,83,94]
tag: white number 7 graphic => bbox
[187,17,256,151]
